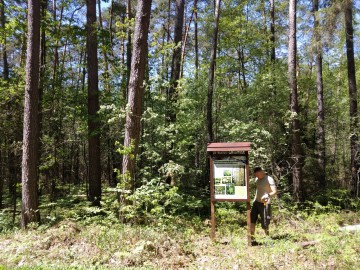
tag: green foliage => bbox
[120,178,203,225]
[1,191,359,269]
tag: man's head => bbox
[253,166,265,180]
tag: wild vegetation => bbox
[0,0,360,268]
[0,187,359,269]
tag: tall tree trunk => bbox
[312,0,326,188]
[164,0,171,81]
[344,0,359,197]
[194,0,199,79]
[1,0,8,79]
[97,0,110,92]
[180,8,194,79]
[206,0,221,142]
[21,0,41,228]
[126,0,132,97]
[38,0,47,186]
[7,142,18,224]
[109,0,114,46]
[86,0,101,206]
[238,46,247,92]
[288,0,302,202]
[270,0,275,62]
[122,0,152,190]
[120,15,126,100]
[168,0,185,123]
[50,0,64,188]
[51,0,60,94]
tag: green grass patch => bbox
[0,189,359,269]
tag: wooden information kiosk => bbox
[207,142,251,246]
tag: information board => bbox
[213,159,247,200]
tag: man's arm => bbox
[268,176,277,197]
[269,184,277,197]
[261,177,277,202]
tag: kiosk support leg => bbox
[211,200,215,239]
[246,201,251,246]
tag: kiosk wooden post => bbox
[207,142,252,246]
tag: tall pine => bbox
[288,0,303,202]
[344,0,358,197]
[21,0,41,228]
[122,0,153,190]
[86,0,101,206]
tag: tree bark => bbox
[168,0,185,123]
[270,0,275,62]
[312,0,326,188]
[122,0,152,189]
[180,8,194,79]
[126,0,132,97]
[51,0,62,94]
[21,0,41,228]
[86,0,101,205]
[109,0,114,46]
[194,0,199,79]
[288,0,303,202]
[38,0,47,185]
[98,0,110,92]
[206,0,221,142]
[1,0,9,79]
[344,0,359,197]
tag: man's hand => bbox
[261,193,270,203]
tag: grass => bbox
[0,189,359,269]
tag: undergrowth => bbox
[0,186,359,269]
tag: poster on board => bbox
[213,159,247,200]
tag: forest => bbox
[0,0,360,269]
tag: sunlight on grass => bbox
[0,191,359,269]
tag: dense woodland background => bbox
[0,0,360,229]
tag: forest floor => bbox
[0,191,359,269]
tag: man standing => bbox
[250,166,277,245]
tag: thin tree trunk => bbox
[120,15,126,100]
[180,8,194,79]
[51,0,62,94]
[344,0,359,197]
[269,0,275,62]
[304,58,313,124]
[165,0,171,81]
[21,0,41,228]
[126,0,132,97]
[71,49,85,185]
[239,47,247,92]
[1,0,9,79]
[207,0,221,142]
[194,0,199,79]
[288,0,302,202]
[98,0,110,92]
[86,0,101,206]
[122,0,152,189]
[51,0,64,187]
[38,0,47,186]
[7,141,18,224]
[109,0,114,46]
[168,0,185,123]
[313,0,326,188]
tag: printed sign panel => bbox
[213,159,247,200]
